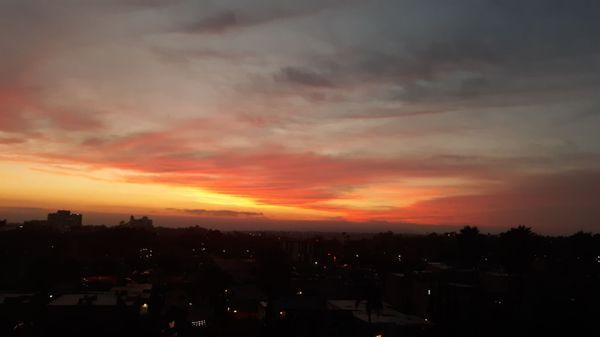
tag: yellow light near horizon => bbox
[0,161,193,209]
[0,161,339,220]
[181,188,339,219]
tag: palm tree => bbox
[500,226,537,273]
[457,226,483,268]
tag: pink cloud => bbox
[360,170,600,233]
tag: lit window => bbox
[192,320,206,327]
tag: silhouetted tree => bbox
[457,226,483,268]
[500,226,537,273]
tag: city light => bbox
[0,2,596,335]
[191,320,206,328]
[140,303,149,315]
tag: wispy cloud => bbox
[1,0,600,232]
[167,208,264,217]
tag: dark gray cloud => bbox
[275,66,335,88]
[267,0,600,109]
[167,208,264,217]
[1,0,600,232]
[183,10,240,34]
[150,46,251,65]
[177,0,350,34]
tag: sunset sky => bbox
[1,1,600,233]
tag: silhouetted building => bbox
[327,300,428,337]
[23,219,48,227]
[47,210,82,229]
[283,239,316,263]
[120,215,153,229]
[225,284,266,319]
[0,219,18,232]
[0,292,37,333]
[384,271,436,319]
[47,292,143,336]
[213,257,256,283]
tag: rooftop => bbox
[327,300,427,326]
[49,293,118,306]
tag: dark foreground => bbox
[0,224,599,337]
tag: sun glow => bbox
[0,161,340,221]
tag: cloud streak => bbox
[167,208,264,217]
[1,0,600,232]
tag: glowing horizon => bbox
[1,1,600,233]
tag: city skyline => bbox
[2,1,600,233]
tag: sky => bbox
[1,0,600,233]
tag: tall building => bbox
[47,210,83,229]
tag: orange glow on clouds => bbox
[0,161,338,221]
[1,1,600,233]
